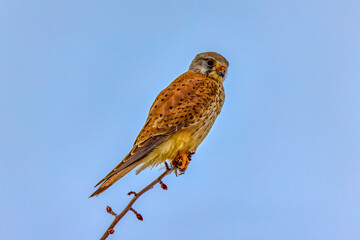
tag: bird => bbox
[90,52,229,197]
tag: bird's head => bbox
[188,52,229,82]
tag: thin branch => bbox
[99,164,177,240]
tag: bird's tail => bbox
[89,162,140,198]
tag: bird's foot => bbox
[172,152,194,176]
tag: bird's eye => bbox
[206,59,215,67]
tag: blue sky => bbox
[1,0,360,239]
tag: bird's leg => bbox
[172,152,193,175]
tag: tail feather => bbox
[93,153,132,188]
[89,162,140,198]
[90,135,169,198]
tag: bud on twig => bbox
[161,183,167,190]
[130,208,143,221]
[136,213,143,221]
[157,179,168,190]
[127,191,137,196]
[106,206,117,217]
[108,229,114,234]
[106,206,112,214]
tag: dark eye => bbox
[206,59,215,67]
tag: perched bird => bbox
[90,52,229,197]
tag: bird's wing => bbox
[94,71,220,187]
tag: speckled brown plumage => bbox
[90,52,229,197]
[136,71,224,145]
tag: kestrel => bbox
[90,52,229,197]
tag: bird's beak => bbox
[217,66,226,77]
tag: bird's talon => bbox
[164,162,170,170]
[187,152,195,161]
[172,152,191,174]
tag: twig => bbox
[99,163,177,240]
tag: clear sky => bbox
[1,0,360,239]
